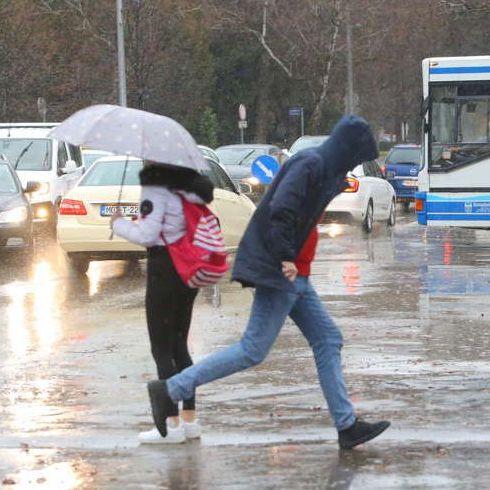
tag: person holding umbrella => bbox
[50,105,213,444]
[110,162,214,444]
[147,115,391,449]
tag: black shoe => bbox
[147,380,178,437]
[338,418,390,449]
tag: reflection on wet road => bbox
[0,212,489,488]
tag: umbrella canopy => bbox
[49,104,208,172]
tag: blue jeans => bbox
[167,276,356,430]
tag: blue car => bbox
[384,144,421,210]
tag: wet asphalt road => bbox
[0,210,489,489]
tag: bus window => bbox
[457,98,489,144]
[429,82,490,171]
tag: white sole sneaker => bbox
[182,420,202,440]
[138,426,186,445]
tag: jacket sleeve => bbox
[267,158,316,263]
[112,187,166,247]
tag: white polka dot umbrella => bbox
[49,104,208,172]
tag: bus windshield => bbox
[429,82,490,171]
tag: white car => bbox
[57,156,256,273]
[326,160,396,232]
[81,149,113,171]
[0,123,84,228]
[289,135,329,156]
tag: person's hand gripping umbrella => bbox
[49,104,209,238]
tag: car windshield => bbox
[0,164,18,194]
[0,138,51,171]
[216,147,269,167]
[79,160,143,186]
[199,147,219,162]
[429,82,490,171]
[386,148,421,165]
[290,136,328,154]
[83,152,111,170]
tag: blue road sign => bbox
[251,155,280,185]
[288,106,303,117]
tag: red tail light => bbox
[343,177,359,193]
[59,199,87,215]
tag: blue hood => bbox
[316,115,378,175]
[231,114,379,291]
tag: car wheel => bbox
[387,199,396,227]
[69,255,90,274]
[363,200,374,233]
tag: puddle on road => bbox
[0,215,489,488]
[0,452,97,490]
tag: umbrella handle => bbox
[109,155,130,240]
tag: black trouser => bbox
[146,246,198,410]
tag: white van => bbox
[0,123,84,228]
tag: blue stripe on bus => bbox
[428,202,490,213]
[427,214,490,221]
[427,194,490,202]
[426,195,490,217]
[429,66,490,74]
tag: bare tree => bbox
[206,0,344,132]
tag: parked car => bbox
[57,156,256,273]
[326,160,396,232]
[289,135,329,156]
[82,149,113,171]
[215,144,284,199]
[0,159,39,251]
[383,144,421,210]
[0,123,84,229]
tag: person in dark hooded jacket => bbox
[112,163,214,445]
[147,116,391,449]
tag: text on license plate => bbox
[403,180,418,187]
[100,204,139,217]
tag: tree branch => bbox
[310,0,341,129]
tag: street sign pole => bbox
[116,0,127,107]
[238,120,247,143]
[238,104,247,144]
[289,106,304,137]
[37,97,47,122]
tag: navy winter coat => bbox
[231,115,379,291]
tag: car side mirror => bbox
[238,182,253,195]
[61,160,78,174]
[24,181,41,193]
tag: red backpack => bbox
[162,196,229,288]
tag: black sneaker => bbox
[338,418,390,449]
[147,380,178,437]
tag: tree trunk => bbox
[254,55,271,142]
[309,0,341,131]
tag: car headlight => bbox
[244,177,261,187]
[0,206,28,224]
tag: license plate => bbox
[100,204,139,217]
[403,180,418,187]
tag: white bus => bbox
[416,56,490,228]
